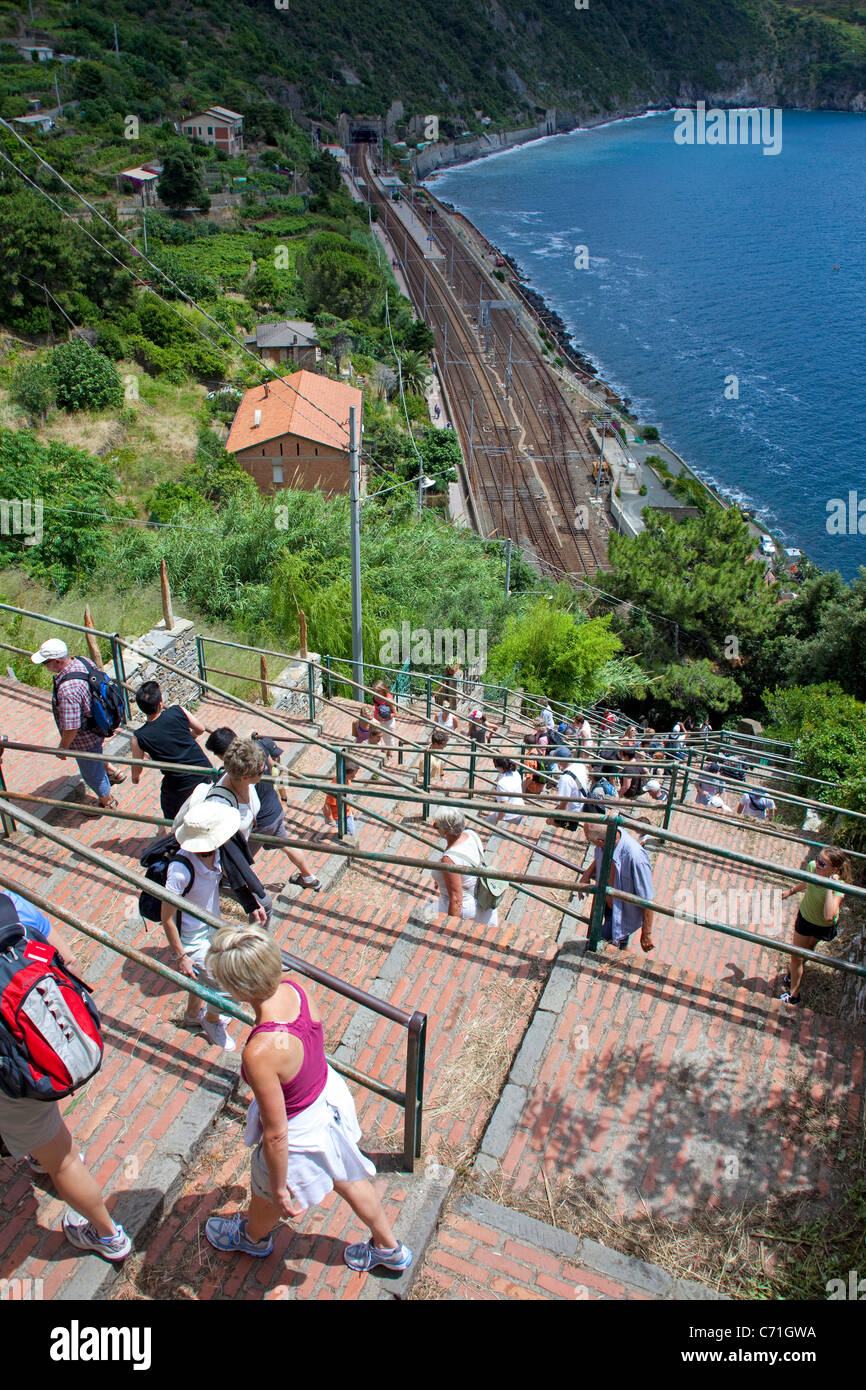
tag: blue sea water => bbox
[428,111,866,577]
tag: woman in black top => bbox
[130,681,212,819]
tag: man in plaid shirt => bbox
[31,638,125,808]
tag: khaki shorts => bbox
[0,1091,63,1159]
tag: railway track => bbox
[354,149,610,580]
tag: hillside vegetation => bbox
[2,0,866,136]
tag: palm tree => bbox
[398,350,429,395]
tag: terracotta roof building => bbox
[225,370,362,495]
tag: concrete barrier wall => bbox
[413,118,558,180]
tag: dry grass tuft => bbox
[420,978,540,1169]
[469,1119,866,1301]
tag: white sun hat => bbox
[175,798,240,853]
[31,638,69,663]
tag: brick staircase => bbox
[0,674,862,1301]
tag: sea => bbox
[427,110,866,578]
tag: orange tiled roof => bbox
[225,371,362,454]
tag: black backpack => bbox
[54,657,126,738]
[138,834,196,924]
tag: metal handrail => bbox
[3,606,863,991]
[583,812,866,978]
[0,795,427,1171]
[0,599,116,640]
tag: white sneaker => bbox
[201,1016,236,1052]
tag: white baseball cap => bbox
[31,638,69,664]
[175,798,240,853]
[645,779,662,792]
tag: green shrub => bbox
[51,340,123,412]
[95,323,128,361]
[146,480,211,523]
[12,361,56,421]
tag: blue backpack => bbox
[54,658,126,737]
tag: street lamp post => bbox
[349,406,364,700]
[349,411,436,699]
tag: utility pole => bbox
[348,406,364,699]
[449,242,454,284]
[54,72,61,112]
[422,266,427,320]
[141,193,148,254]
[443,318,448,371]
[504,538,512,596]
[505,334,513,397]
[467,398,474,485]
[478,283,483,328]
[404,230,408,267]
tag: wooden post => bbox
[299,609,308,659]
[83,606,102,665]
[259,655,270,706]
[160,559,174,631]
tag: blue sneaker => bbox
[343,1239,413,1273]
[205,1214,274,1257]
[62,1211,132,1262]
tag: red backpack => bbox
[0,895,103,1101]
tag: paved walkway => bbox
[0,675,559,1298]
[417,1193,725,1300]
[0,670,860,1299]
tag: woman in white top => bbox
[486,756,525,826]
[430,808,498,926]
[370,681,398,768]
[577,717,593,752]
[433,706,458,743]
[164,799,242,1052]
[201,737,272,925]
[212,737,262,839]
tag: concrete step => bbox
[475,940,866,1222]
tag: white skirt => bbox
[246,1066,376,1210]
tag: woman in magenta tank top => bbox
[201,926,413,1274]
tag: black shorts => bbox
[794,910,838,943]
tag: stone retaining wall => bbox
[119,618,203,709]
[270,651,323,722]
